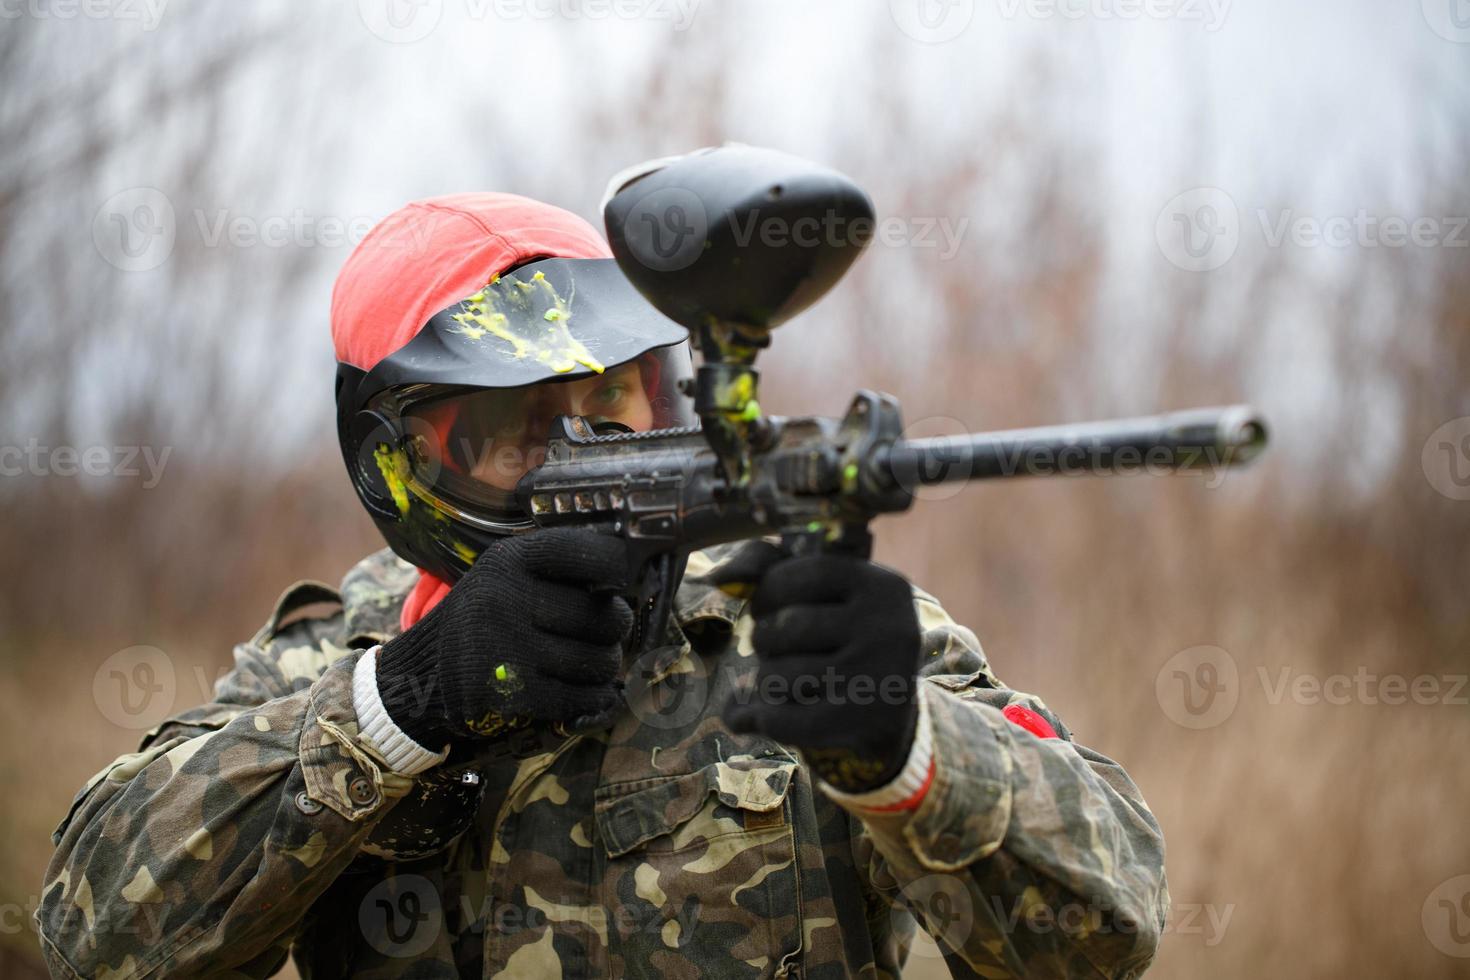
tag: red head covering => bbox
[331,193,613,628]
[331,193,612,371]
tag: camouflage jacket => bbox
[38,541,1168,979]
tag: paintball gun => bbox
[516,146,1269,654]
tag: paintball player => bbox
[37,189,1169,978]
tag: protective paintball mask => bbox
[336,252,692,584]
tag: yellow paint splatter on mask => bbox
[373,444,411,518]
[450,538,478,565]
[450,269,605,374]
[373,442,482,568]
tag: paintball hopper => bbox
[604,145,875,333]
[604,146,876,485]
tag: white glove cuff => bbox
[818,682,935,811]
[351,646,450,776]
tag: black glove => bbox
[721,546,923,793]
[376,528,634,746]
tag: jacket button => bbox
[294,791,323,815]
[348,776,378,806]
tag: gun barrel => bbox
[878,405,1268,487]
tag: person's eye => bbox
[594,384,628,408]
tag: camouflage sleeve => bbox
[841,587,1170,979]
[34,603,412,978]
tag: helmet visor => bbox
[388,344,695,526]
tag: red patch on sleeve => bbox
[1002,703,1059,740]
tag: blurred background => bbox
[2,0,1468,976]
